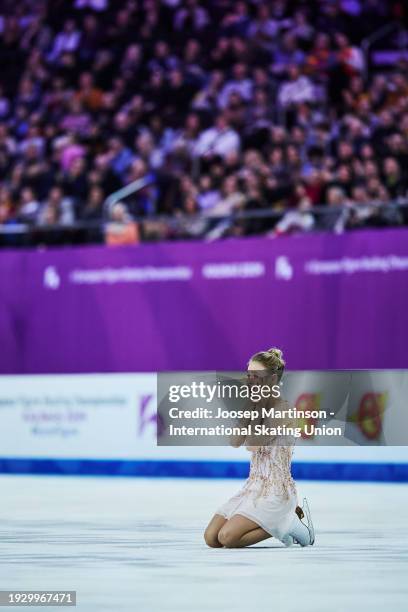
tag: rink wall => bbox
[1,227,408,373]
[0,372,407,482]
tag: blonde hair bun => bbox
[249,347,285,378]
[267,348,283,359]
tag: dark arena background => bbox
[0,1,407,611]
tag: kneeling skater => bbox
[204,347,315,549]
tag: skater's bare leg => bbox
[218,514,271,548]
[204,514,227,548]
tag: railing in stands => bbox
[103,175,155,217]
[0,197,407,248]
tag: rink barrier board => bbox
[0,459,407,482]
[1,228,408,373]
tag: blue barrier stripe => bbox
[0,458,407,482]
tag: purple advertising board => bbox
[0,228,407,374]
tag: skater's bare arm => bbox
[230,405,262,447]
[229,419,250,447]
[244,399,294,447]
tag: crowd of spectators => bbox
[0,0,407,244]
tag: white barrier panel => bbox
[0,374,157,460]
[0,373,408,479]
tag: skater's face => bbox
[247,360,267,383]
[247,360,279,386]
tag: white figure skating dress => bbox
[216,440,298,541]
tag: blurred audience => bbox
[0,0,407,244]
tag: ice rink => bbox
[1,475,407,612]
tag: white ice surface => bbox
[0,475,407,612]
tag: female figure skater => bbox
[204,347,315,549]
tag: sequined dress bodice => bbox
[242,444,297,501]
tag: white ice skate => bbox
[281,534,294,547]
[282,498,315,547]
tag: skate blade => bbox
[302,497,315,545]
